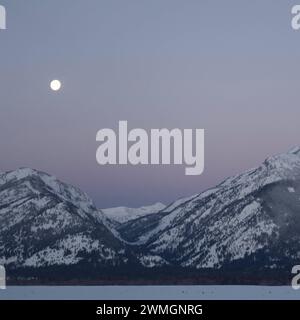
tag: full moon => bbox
[50,80,62,91]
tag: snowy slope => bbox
[102,203,165,224]
[2,147,300,276]
[0,168,129,268]
[118,147,300,270]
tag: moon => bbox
[50,80,62,91]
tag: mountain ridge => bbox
[1,147,300,283]
[119,147,300,269]
[0,167,130,268]
[102,202,165,225]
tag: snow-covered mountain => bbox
[102,203,165,225]
[118,147,300,270]
[1,147,300,282]
[0,168,129,269]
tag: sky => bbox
[0,0,300,208]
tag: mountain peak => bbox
[2,167,39,180]
[0,167,58,186]
[0,167,96,215]
[263,147,300,178]
[0,169,128,270]
[288,146,300,155]
[102,202,166,224]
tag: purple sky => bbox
[0,0,300,208]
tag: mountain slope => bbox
[0,168,129,269]
[1,147,300,283]
[118,147,300,270]
[102,202,165,225]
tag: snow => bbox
[0,168,37,183]
[0,167,128,269]
[139,255,169,268]
[1,146,300,271]
[0,168,96,214]
[288,146,300,155]
[163,194,198,213]
[23,234,120,267]
[236,202,261,222]
[102,202,165,224]
[201,244,219,268]
[135,148,300,268]
[1,286,300,300]
[136,207,182,245]
[39,173,95,213]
